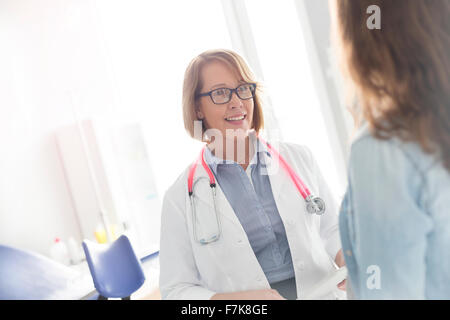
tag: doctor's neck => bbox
[207,135,253,171]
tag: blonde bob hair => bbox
[182,49,264,140]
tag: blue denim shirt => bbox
[339,123,450,299]
[204,137,295,284]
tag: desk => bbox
[0,244,160,300]
[134,251,161,300]
[0,244,93,300]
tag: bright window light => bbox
[94,0,232,197]
[90,0,232,253]
[245,0,345,199]
[87,1,344,253]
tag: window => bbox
[85,0,346,254]
[92,0,232,254]
[245,0,345,198]
[94,0,232,195]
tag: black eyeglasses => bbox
[196,83,256,105]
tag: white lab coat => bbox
[159,142,345,300]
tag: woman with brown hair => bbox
[159,49,346,300]
[331,0,450,299]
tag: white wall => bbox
[0,0,351,258]
[0,0,117,256]
[0,0,232,257]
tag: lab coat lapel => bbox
[189,157,270,291]
[265,148,306,226]
[264,151,291,204]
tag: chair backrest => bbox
[82,235,145,298]
[0,244,79,299]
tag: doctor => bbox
[159,49,346,300]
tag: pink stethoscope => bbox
[187,137,326,244]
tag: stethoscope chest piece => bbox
[305,195,326,215]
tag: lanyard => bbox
[257,137,311,200]
[188,147,215,196]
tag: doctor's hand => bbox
[335,249,347,291]
[337,280,346,291]
[211,289,286,300]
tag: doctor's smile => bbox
[224,113,247,124]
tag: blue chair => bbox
[82,234,146,300]
[0,244,79,300]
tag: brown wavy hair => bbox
[335,0,450,171]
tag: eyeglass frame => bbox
[195,83,256,105]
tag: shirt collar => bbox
[203,132,271,175]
